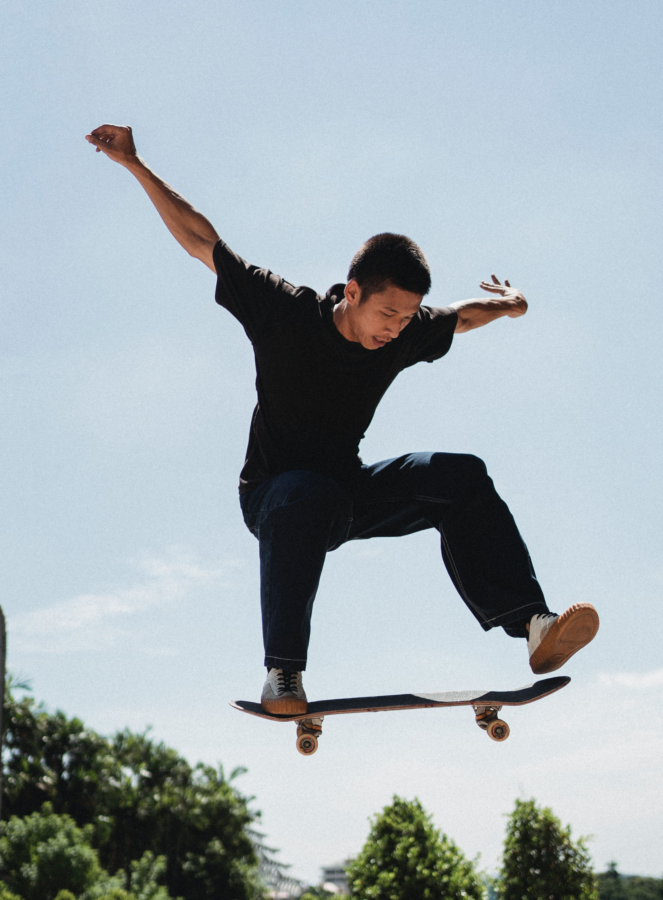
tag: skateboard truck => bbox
[296,707,511,755]
[296,717,324,755]
[473,705,510,742]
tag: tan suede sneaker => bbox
[528,603,599,674]
[261,668,308,715]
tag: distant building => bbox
[266,886,303,900]
[251,829,304,899]
[321,861,351,894]
[265,876,305,900]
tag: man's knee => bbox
[430,452,488,485]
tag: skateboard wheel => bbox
[296,732,318,756]
[486,718,510,742]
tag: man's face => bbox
[342,280,423,350]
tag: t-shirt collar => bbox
[321,284,374,356]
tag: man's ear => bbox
[345,279,362,307]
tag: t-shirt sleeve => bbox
[213,239,298,342]
[404,305,458,367]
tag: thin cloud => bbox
[11,553,232,654]
[598,668,663,689]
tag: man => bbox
[86,124,599,715]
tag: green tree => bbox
[596,862,663,900]
[346,795,485,900]
[0,805,173,900]
[118,851,172,900]
[300,888,345,900]
[2,687,264,900]
[0,885,24,900]
[497,798,596,900]
[0,804,104,900]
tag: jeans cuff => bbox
[265,655,307,671]
[481,602,550,638]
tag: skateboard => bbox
[231,675,570,755]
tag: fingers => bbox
[85,133,114,150]
[89,123,128,136]
[85,134,104,153]
[480,275,513,293]
[480,281,506,294]
[85,135,111,155]
[86,131,118,144]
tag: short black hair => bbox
[347,233,431,302]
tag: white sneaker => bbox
[261,668,308,715]
[528,603,599,674]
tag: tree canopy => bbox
[0,803,173,900]
[497,798,596,900]
[346,795,485,900]
[596,862,663,900]
[2,687,265,900]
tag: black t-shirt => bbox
[213,240,458,493]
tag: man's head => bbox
[338,233,430,350]
[347,232,431,302]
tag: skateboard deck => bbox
[231,675,570,755]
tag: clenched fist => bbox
[85,124,138,167]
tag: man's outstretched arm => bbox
[85,124,219,272]
[451,275,528,333]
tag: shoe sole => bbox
[530,603,599,675]
[261,695,308,715]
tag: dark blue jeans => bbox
[240,452,549,670]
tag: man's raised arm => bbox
[451,275,528,333]
[85,124,219,272]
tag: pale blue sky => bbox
[2,0,662,884]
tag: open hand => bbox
[85,124,138,166]
[480,274,527,317]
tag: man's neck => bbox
[332,300,357,343]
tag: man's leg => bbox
[349,452,597,669]
[350,452,546,632]
[240,469,352,682]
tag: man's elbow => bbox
[187,236,217,272]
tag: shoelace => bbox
[276,669,299,695]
